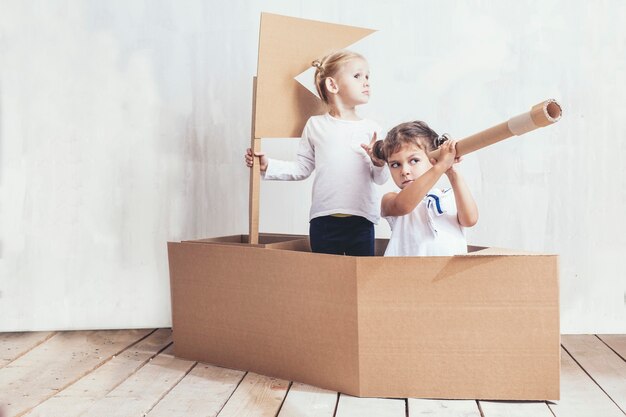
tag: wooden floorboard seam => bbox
[596,334,626,362]
[142,359,199,417]
[332,391,340,417]
[476,400,485,417]
[213,371,249,417]
[123,328,160,347]
[20,332,172,417]
[6,331,626,417]
[97,339,175,402]
[35,330,159,416]
[0,331,57,370]
[11,330,155,417]
[63,330,169,405]
[561,343,626,415]
[273,381,293,417]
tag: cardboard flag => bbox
[254,13,376,139]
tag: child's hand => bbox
[430,140,457,173]
[245,148,268,172]
[445,154,463,177]
[439,138,463,176]
[361,132,385,167]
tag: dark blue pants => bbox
[309,215,375,256]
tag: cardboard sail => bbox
[254,13,375,139]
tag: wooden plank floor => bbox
[0,331,624,417]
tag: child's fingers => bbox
[369,132,377,146]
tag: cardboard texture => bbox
[248,76,261,244]
[168,234,560,400]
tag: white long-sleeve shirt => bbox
[263,113,389,224]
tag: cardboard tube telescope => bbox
[428,99,562,161]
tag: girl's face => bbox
[331,58,370,106]
[388,143,433,189]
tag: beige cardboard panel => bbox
[464,246,550,256]
[355,255,560,400]
[168,238,560,399]
[185,233,307,247]
[255,13,375,138]
[167,242,360,394]
[264,238,311,252]
[186,235,251,244]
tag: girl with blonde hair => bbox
[245,50,388,255]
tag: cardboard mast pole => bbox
[249,76,260,244]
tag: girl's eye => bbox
[410,158,420,165]
[390,163,399,168]
[354,73,361,79]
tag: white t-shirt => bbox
[383,188,467,256]
[263,113,389,224]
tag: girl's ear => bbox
[325,77,339,95]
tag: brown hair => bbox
[312,50,365,104]
[373,121,445,162]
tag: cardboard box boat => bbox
[167,233,560,400]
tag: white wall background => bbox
[0,0,624,333]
